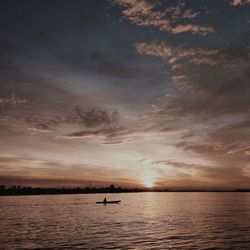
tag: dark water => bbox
[0,192,250,249]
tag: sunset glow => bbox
[144,173,154,188]
[1,2,250,250]
[143,172,156,188]
[0,0,249,190]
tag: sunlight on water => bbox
[0,193,250,249]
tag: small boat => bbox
[96,200,121,204]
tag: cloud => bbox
[153,160,208,170]
[229,0,250,6]
[150,158,250,189]
[63,126,134,145]
[64,106,121,129]
[1,104,123,135]
[174,117,250,183]
[112,0,214,35]
[67,106,120,128]
[66,128,115,137]
[171,24,214,35]
[135,41,250,117]
[0,94,27,107]
[135,42,173,59]
[23,105,135,144]
[26,106,120,131]
[0,156,137,187]
[165,3,200,20]
[65,126,128,137]
[134,38,250,188]
[135,41,222,66]
[113,0,171,30]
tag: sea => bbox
[0,192,250,249]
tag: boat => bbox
[96,200,121,204]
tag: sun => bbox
[143,171,156,188]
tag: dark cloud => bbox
[67,106,120,128]
[0,103,122,132]
[66,127,123,138]
[72,108,134,144]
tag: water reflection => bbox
[0,193,250,249]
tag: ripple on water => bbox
[0,193,250,249]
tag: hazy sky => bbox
[0,0,250,189]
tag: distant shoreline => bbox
[0,185,250,196]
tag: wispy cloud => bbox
[0,94,27,107]
[135,41,250,115]
[171,24,214,35]
[229,0,250,6]
[135,41,222,66]
[0,156,137,187]
[113,0,214,35]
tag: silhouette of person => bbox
[103,197,107,203]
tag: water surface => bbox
[1,192,250,249]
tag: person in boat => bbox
[103,197,107,203]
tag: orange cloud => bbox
[135,41,221,66]
[113,0,214,35]
[135,42,173,59]
[230,0,250,5]
[171,24,214,35]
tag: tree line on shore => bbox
[0,184,250,196]
[0,184,144,196]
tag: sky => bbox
[0,0,250,189]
